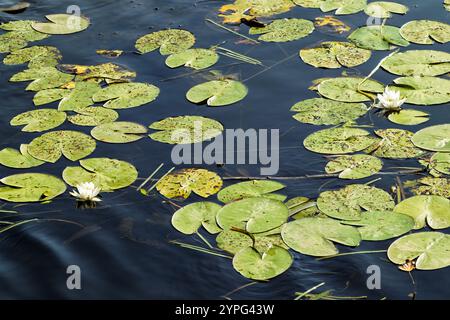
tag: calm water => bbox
[0,0,448,299]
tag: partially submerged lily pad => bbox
[412,124,450,152]
[0,144,44,169]
[400,20,450,44]
[135,29,195,55]
[325,155,383,179]
[67,107,119,126]
[367,129,424,159]
[348,25,409,50]
[92,82,160,109]
[381,50,450,76]
[249,18,314,42]
[165,49,219,70]
[317,77,384,102]
[364,1,408,18]
[10,109,66,132]
[186,80,247,107]
[294,0,367,15]
[171,202,222,235]
[387,109,430,125]
[217,180,286,203]
[91,122,148,144]
[391,76,450,105]
[31,14,90,35]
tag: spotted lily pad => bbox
[249,18,314,42]
[391,77,450,105]
[0,144,44,169]
[294,0,367,15]
[135,29,195,55]
[400,20,450,45]
[348,25,409,50]
[67,107,119,126]
[409,177,450,198]
[149,116,223,144]
[387,109,430,125]
[317,77,385,102]
[186,80,247,107]
[219,0,295,24]
[92,83,160,109]
[171,202,222,235]
[10,109,66,132]
[58,63,137,82]
[412,124,450,152]
[388,232,450,270]
[317,184,395,220]
[281,217,361,257]
[0,20,48,53]
[300,41,371,69]
[364,1,408,18]
[291,98,368,125]
[367,129,424,159]
[0,32,28,53]
[216,197,289,233]
[28,130,96,163]
[304,127,377,155]
[325,155,383,179]
[10,67,74,91]
[62,158,138,191]
[156,168,223,199]
[4,45,62,68]
[381,50,450,77]
[165,49,219,70]
[91,122,148,144]
[0,173,66,202]
[217,180,286,204]
[31,14,90,34]
[394,195,450,229]
[216,230,253,255]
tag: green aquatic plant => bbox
[31,14,90,34]
[387,109,430,126]
[348,25,409,50]
[400,20,450,44]
[364,1,408,18]
[34,82,100,110]
[92,82,160,109]
[381,50,450,77]
[217,180,286,203]
[186,79,248,107]
[367,129,424,159]
[10,109,66,132]
[67,107,119,126]
[412,124,450,152]
[0,145,44,169]
[248,18,315,42]
[294,0,367,15]
[317,77,385,102]
[135,29,195,55]
[325,155,383,179]
[91,121,148,143]
[10,66,74,91]
[171,202,222,235]
[165,48,219,70]
[4,45,62,68]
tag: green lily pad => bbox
[394,195,450,229]
[342,211,414,241]
[149,116,223,144]
[91,122,148,144]
[219,0,295,24]
[348,25,409,50]
[0,20,48,53]
[364,1,408,18]
[0,173,66,202]
[317,184,395,220]
[291,98,368,125]
[31,14,90,35]
[304,127,377,155]
[317,77,385,102]
[10,67,74,91]
[325,155,383,179]
[92,82,160,109]
[58,63,137,82]
[300,41,371,69]
[232,246,292,281]
[216,197,289,233]
[430,152,450,175]
[10,109,66,132]
[388,232,450,270]
[67,107,119,126]
[217,180,286,204]
[387,109,430,125]
[135,29,195,55]
[412,124,450,152]
[281,217,361,257]
[0,32,27,53]
[171,202,222,235]
[367,129,424,159]
[391,76,450,105]
[381,50,450,76]
[409,177,450,198]
[446,0,450,11]
[165,48,219,70]
[216,230,253,255]
[156,168,223,199]
[400,20,450,45]
[4,45,62,68]
[249,18,314,42]
[62,158,138,191]
[0,144,44,169]
[28,130,96,163]
[294,0,367,15]
[186,80,247,107]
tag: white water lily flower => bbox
[70,182,102,202]
[374,87,407,111]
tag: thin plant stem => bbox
[205,19,259,44]
[294,282,325,300]
[147,167,175,193]
[196,231,213,249]
[137,163,164,191]
[317,250,387,261]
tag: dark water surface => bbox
[0,0,448,299]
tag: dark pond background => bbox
[0,0,448,299]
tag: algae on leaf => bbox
[10,67,74,91]
[4,45,62,68]
[91,122,148,144]
[325,155,383,179]
[249,18,314,42]
[400,20,450,45]
[317,77,384,102]
[92,82,160,109]
[367,129,424,159]
[135,29,195,55]
[67,107,119,126]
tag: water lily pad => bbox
[400,20,450,44]
[367,129,424,159]
[91,122,147,144]
[217,180,286,204]
[232,246,292,280]
[430,152,450,175]
[0,173,66,203]
[219,0,295,24]
[135,29,195,55]
[391,76,450,105]
[4,45,62,68]
[10,67,74,91]
[67,107,119,126]
[409,177,450,198]
[412,124,450,152]
[304,127,377,155]
[394,195,450,229]
[31,14,90,35]
[62,158,138,191]
[149,116,223,144]
[281,217,361,257]
[0,2,30,13]
[96,49,123,58]
[165,49,219,70]
[364,1,408,18]
[58,63,136,82]
[300,41,371,69]
[0,20,48,53]
[343,211,414,241]
[249,18,314,42]
[92,83,160,109]
[186,80,247,107]
[28,130,96,163]
[387,109,430,125]
[325,155,383,179]
[294,0,367,15]
[10,109,66,132]
[381,50,450,76]
[317,184,395,220]
[172,202,222,235]
[216,197,289,233]
[348,25,409,50]
[388,232,450,270]
[291,98,368,125]
[216,230,253,255]
[0,144,44,169]
[156,168,223,199]
[317,77,385,102]
[0,32,27,53]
